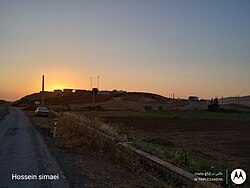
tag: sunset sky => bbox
[1,0,250,101]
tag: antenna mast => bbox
[97,75,99,90]
[90,77,92,90]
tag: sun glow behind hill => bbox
[42,70,87,92]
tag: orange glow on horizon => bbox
[37,69,89,92]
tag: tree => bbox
[92,88,98,94]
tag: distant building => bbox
[111,90,127,94]
[98,91,111,95]
[117,90,127,94]
[75,89,86,94]
[54,89,62,94]
[63,89,73,93]
[189,96,199,102]
[35,100,40,105]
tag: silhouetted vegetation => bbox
[92,88,98,94]
[207,98,219,111]
[86,105,104,111]
[218,108,241,113]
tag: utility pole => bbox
[92,91,95,106]
[90,77,92,90]
[97,75,99,90]
[41,75,44,106]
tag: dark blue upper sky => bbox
[0,0,250,100]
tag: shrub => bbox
[208,98,219,112]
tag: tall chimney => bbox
[42,75,44,106]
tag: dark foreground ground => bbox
[0,105,143,187]
[26,111,141,188]
[0,106,69,187]
[0,104,9,120]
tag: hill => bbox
[219,95,250,107]
[18,91,112,105]
[0,100,11,105]
[16,91,188,111]
[90,92,188,111]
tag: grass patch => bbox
[63,111,124,139]
[125,134,232,187]
[131,137,229,180]
[70,110,250,121]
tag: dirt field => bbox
[106,117,250,175]
[45,94,112,105]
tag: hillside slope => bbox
[219,95,250,106]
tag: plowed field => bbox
[106,117,250,175]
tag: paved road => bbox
[0,104,9,121]
[0,107,70,188]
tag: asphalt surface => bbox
[0,104,9,121]
[0,106,70,188]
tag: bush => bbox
[208,103,219,111]
[208,98,219,112]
